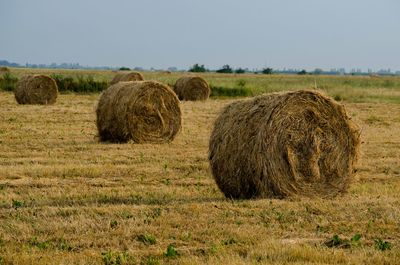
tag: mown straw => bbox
[174,76,210,101]
[14,75,58,105]
[96,81,182,143]
[110,72,144,85]
[209,90,360,199]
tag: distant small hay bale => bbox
[0,66,10,73]
[209,90,360,199]
[96,81,182,143]
[110,72,144,85]
[14,75,58,105]
[174,76,210,101]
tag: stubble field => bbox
[0,70,400,264]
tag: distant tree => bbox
[168,66,178,72]
[313,68,323,75]
[297,69,307,75]
[261,67,273,74]
[216,64,233,74]
[119,67,130,71]
[235,68,246,74]
[189,63,207,72]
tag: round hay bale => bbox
[14,75,58,105]
[174,76,210,101]
[110,72,144,85]
[0,66,10,73]
[209,90,360,199]
[96,81,181,143]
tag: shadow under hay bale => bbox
[96,81,181,143]
[174,76,210,101]
[209,90,360,199]
[110,72,144,85]
[14,75,58,105]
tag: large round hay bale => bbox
[174,76,210,101]
[110,72,144,85]
[14,75,58,105]
[0,66,10,73]
[209,90,360,199]
[96,81,181,143]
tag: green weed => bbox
[137,234,157,245]
[164,244,178,258]
[102,250,133,265]
[375,239,392,251]
[210,85,252,97]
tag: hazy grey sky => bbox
[0,0,399,70]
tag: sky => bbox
[0,0,399,71]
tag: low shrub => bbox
[210,85,252,97]
[51,74,109,93]
[0,73,18,91]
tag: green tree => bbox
[314,68,323,75]
[261,67,273,74]
[235,68,246,74]
[189,63,207,72]
[216,65,233,73]
[297,69,307,75]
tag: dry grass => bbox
[0,91,399,264]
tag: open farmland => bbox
[0,70,400,264]
[4,68,400,104]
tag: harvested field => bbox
[0,91,399,264]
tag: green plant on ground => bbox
[102,250,132,265]
[27,237,50,250]
[12,199,23,209]
[350,233,362,246]
[324,234,362,249]
[164,244,178,258]
[143,256,160,265]
[236,79,246,88]
[210,85,252,97]
[137,234,157,245]
[375,239,392,251]
[56,239,73,251]
[110,220,118,229]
